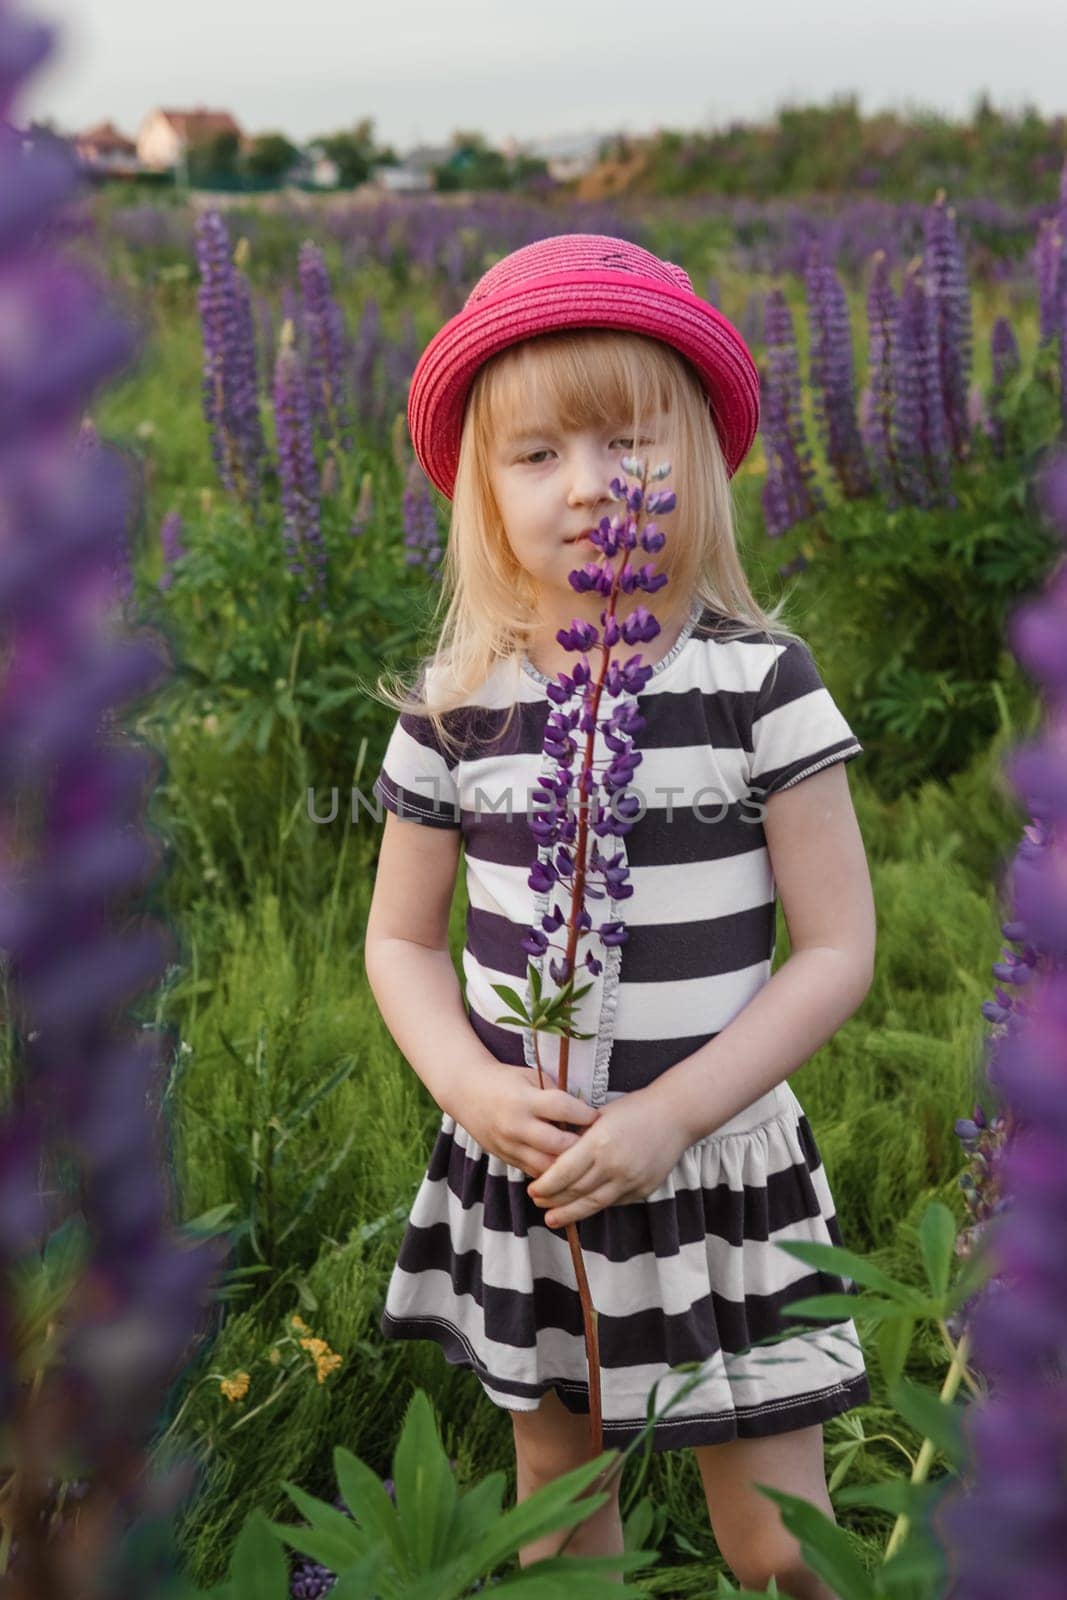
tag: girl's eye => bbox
[522,436,651,465]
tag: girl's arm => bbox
[365,810,500,1117]
[642,760,876,1146]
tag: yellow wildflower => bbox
[290,1314,311,1333]
[219,1372,250,1403]
[298,1333,343,1383]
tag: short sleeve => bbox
[372,700,462,829]
[749,639,863,797]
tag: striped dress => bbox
[372,598,872,1452]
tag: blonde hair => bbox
[370,327,804,760]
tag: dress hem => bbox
[380,1307,872,1453]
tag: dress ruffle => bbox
[381,1081,871,1452]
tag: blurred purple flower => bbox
[759,287,823,536]
[934,451,1067,1597]
[401,457,442,575]
[0,8,227,1590]
[804,242,872,499]
[987,316,1021,458]
[351,294,383,437]
[194,209,268,511]
[272,318,327,607]
[1034,217,1065,347]
[349,470,374,538]
[298,239,353,453]
[861,252,904,510]
[923,190,974,463]
[900,257,956,508]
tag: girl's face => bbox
[486,412,663,617]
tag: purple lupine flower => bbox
[352,295,383,437]
[0,10,226,1588]
[349,470,374,538]
[492,452,678,1456]
[298,239,353,452]
[1034,218,1065,347]
[861,252,904,510]
[923,190,974,463]
[891,262,940,509]
[803,243,872,499]
[759,288,824,535]
[195,208,268,509]
[253,287,277,378]
[232,262,269,503]
[908,259,953,505]
[401,457,442,574]
[987,316,1021,459]
[158,508,186,591]
[738,289,766,350]
[272,318,327,607]
[933,451,1067,1597]
[382,309,419,427]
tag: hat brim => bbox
[406,268,761,501]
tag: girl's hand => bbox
[455,1062,601,1180]
[526,1091,691,1227]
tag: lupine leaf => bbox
[491,984,530,1020]
[877,1315,916,1388]
[782,1293,906,1322]
[887,1376,968,1470]
[227,1510,288,1600]
[391,1387,458,1571]
[331,1444,407,1567]
[917,1201,958,1301]
[773,1239,928,1307]
[754,1487,877,1599]
[269,1482,370,1566]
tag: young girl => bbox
[365,234,876,1599]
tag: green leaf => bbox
[876,1315,916,1389]
[887,1376,968,1471]
[486,1549,660,1594]
[331,1444,408,1570]
[181,1202,238,1236]
[773,1240,928,1307]
[755,1487,876,1599]
[254,705,275,753]
[277,1055,359,1138]
[391,1388,458,1572]
[327,1548,388,1598]
[529,963,542,1006]
[918,1201,958,1302]
[456,1453,618,1580]
[446,1469,507,1548]
[834,1479,936,1517]
[945,1246,991,1311]
[490,984,530,1021]
[782,1293,907,1324]
[228,1509,290,1600]
[271,1481,370,1569]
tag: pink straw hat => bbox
[407,232,760,502]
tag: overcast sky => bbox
[22,0,1067,152]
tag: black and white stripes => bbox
[372,604,871,1448]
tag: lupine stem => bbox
[883,1326,972,1563]
[533,457,656,1461]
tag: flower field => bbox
[3,10,1067,1593]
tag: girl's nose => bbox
[566,446,614,509]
